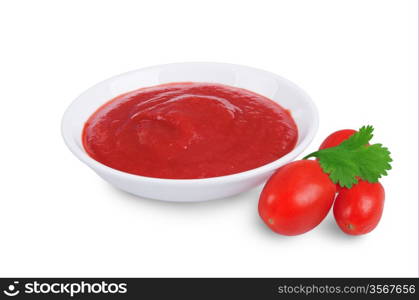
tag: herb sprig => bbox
[304,126,392,188]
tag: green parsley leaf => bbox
[303,126,392,188]
[340,125,373,150]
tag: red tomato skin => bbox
[333,180,385,235]
[319,129,357,150]
[258,160,336,236]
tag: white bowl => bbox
[62,62,318,202]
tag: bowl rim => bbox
[62,62,319,185]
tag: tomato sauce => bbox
[82,82,298,179]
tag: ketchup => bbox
[83,82,298,179]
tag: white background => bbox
[0,0,417,277]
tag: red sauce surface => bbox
[82,82,298,179]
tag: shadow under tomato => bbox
[253,212,367,240]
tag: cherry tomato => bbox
[258,160,336,236]
[319,128,370,150]
[333,180,384,235]
[319,129,357,150]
